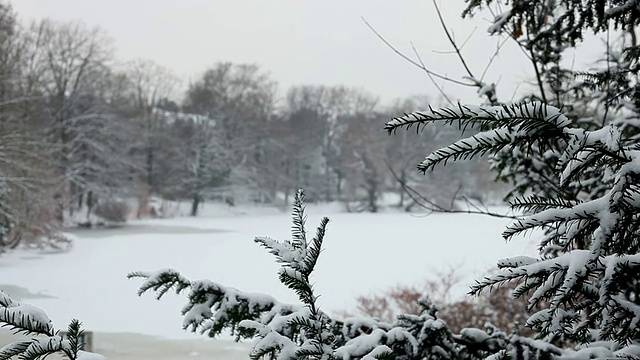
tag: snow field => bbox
[0,205,537,340]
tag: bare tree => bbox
[183,62,277,203]
[126,58,179,202]
[337,95,386,212]
[24,20,115,222]
[383,96,435,208]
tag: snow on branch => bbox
[0,292,54,337]
[130,190,337,358]
[487,8,513,35]
[384,102,571,135]
[133,189,544,359]
[503,197,606,240]
[128,268,191,299]
[130,268,290,339]
[419,128,515,172]
[386,103,574,173]
[0,290,101,360]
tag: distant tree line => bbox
[0,1,501,250]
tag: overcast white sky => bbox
[13,0,599,105]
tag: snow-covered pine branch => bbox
[130,189,577,359]
[386,103,572,173]
[0,290,104,360]
[130,189,337,359]
[128,268,191,299]
[394,99,640,351]
[0,292,54,337]
[384,102,571,136]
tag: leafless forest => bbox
[0,2,504,250]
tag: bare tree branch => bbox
[384,159,521,220]
[362,17,476,88]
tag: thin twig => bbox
[362,17,475,88]
[480,35,511,82]
[459,27,478,50]
[384,159,521,220]
[432,0,502,105]
[433,0,475,80]
[411,42,454,105]
[526,31,548,104]
[510,83,521,102]
[603,25,611,126]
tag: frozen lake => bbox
[0,204,538,356]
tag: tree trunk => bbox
[335,171,343,200]
[191,193,201,217]
[398,169,406,207]
[367,174,378,213]
[86,191,94,221]
[146,145,154,193]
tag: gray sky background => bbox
[13,1,600,105]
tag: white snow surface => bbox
[0,204,537,340]
[77,350,108,360]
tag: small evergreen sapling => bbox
[129,189,337,359]
[0,290,103,360]
[130,189,569,359]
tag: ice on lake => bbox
[0,204,537,340]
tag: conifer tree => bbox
[385,103,640,355]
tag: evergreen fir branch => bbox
[247,329,296,360]
[278,268,315,306]
[63,319,84,360]
[334,330,394,359]
[385,102,571,135]
[127,269,192,299]
[471,250,614,342]
[301,217,329,277]
[418,128,516,172]
[598,254,640,341]
[0,341,30,360]
[418,106,570,172]
[0,291,15,308]
[0,292,103,360]
[527,270,565,311]
[469,271,529,298]
[509,195,577,214]
[291,189,307,249]
[0,304,55,337]
[287,316,316,332]
[538,219,599,254]
[255,236,304,271]
[295,341,324,358]
[132,194,340,358]
[385,104,492,134]
[20,335,66,360]
[559,149,608,187]
[502,197,605,240]
[511,278,543,299]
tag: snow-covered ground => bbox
[0,203,538,355]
